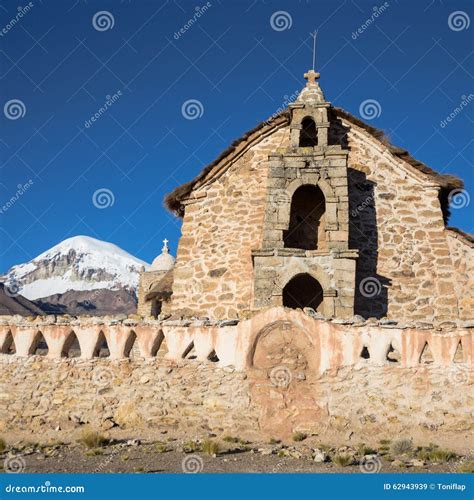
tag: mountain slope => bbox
[4,235,150,315]
[0,284,45,316]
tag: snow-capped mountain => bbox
[4,235,150,315]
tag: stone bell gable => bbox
[253,70,358,318]
[164,70,472,324]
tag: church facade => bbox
[138,70,473,324]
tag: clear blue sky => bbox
[1,0,473,272]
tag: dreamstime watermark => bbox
[181,454,204,473]
[269,365,292,388]
[448,365,470,385]
[448,189,470,209]
[5,482,85,493]
[351,195,373,217]
[173,2,212,40]
[270,11,292,31]
[3,454,26,473]
[448,11,470,32]
[92,188,115,209]
[359,99,382,120]
[440,94,474,128]
[3,279,21,298]
[0,179,33,215]
[0,3,34,37]
[94,447,121,472]
[359,277,382,298]
[4,99,26,120]
[269,191,290,210]
[263,88,300,126]
[181,99,204,120]
[91,367,114,388]
[92,11,115,31]
[84,90,122,128]
[359,456,382,473]
[352,2,390,40]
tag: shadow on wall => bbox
[348,168,390,318]
[328,113,390,318]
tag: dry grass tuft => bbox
[77,431,108,449]
[202,439,220,456]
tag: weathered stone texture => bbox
[0,357,257,437]
[1,309,472,449]
[163,115,471,323]
[168,127,289,319]
[341,124,472,322]
[446,230,474,320]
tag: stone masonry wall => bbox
[0,357,257,439]
[168,127,289,319]
[0,309,472,450]
[446,230,474,321]
[334,118,472,323]
[167,117,472,323]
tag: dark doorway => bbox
[283,274,323,311]
[284,185,326,250]
[299,117,318,147]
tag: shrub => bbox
[183,440,201,453]
[269,438,281,445]
[379,439,391,445]
[318,444,332,453]
[154,441,169,453]
[459,461,474,473]
[390,439,412,455]
[332,454,353,467]
[357,444,377,456]
[223,436,240,443]
[292,432,307,442]
[417,446,456,463]
[84,448,103,456]
[0,438,6,453]
[202,439,219,456]
[77,431,108,449]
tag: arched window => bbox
[284,184,326,250]
[299,117,318,147]
[283,273,323,311]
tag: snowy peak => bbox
[35,235,148,264]
[5,235,150,301]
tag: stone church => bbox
[138,69,473,324]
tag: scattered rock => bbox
[410,459,426,467]
[391,459,405,468]
[126,439,141,447]
[313,449,327,463]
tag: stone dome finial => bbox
[150,238,175,271]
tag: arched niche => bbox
[282,273,324,311]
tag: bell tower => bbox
[252,70,358,318]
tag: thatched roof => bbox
[446,226,474,245]
[144,269,173,301]
[164,107,463,223]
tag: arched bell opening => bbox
[283,184,326,250]
[299,117,318,147]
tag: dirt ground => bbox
[1,438,472,474]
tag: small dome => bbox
[150,239,175,271]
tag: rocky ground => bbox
[1,434,472,474]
